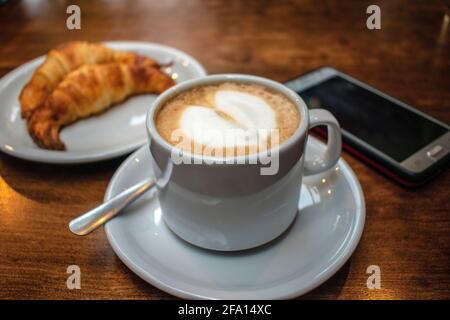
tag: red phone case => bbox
[311,127,439,188]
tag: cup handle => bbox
[304,109,342,176]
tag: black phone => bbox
[285,67,450,187]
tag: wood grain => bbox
[0,0,449,299]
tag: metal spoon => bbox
[69,178,155,236]
[69,158,173,236]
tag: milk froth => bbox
[155,82,300,157]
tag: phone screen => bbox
[297,76,448,162]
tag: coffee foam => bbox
[179,90,276,148]
[155,82,300,157]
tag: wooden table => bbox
[0,0,449,300]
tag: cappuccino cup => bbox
[146,74,342,251]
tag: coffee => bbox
[155,82,300,157]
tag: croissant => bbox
[19,41,159,119]
[27,63,175,150]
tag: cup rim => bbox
[146,74,310,165]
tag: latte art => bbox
[155,82,300,157]
[180,90,276,148]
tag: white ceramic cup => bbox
[146,74,342,251]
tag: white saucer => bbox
[104,137,365,299]
[0,41,207,164]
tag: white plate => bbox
[104,137,365,299]
[0,41,207,164]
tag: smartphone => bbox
[285,67,450,187]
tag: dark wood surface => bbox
[0,0,449,300]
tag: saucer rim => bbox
[104,138,365,299]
